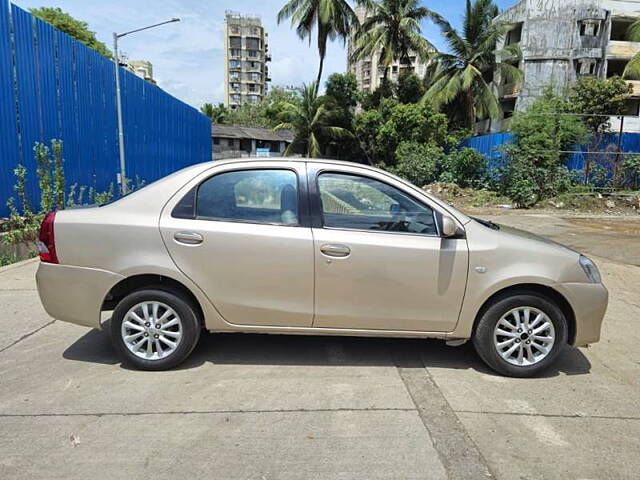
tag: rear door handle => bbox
[174,231,204,245]
[320,244,351,258]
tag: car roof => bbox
[206,157,471,225]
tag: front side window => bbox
[318,173,437,235]
[196,170,299,225]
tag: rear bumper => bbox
[555,282,609,347]
[36,262,124,328]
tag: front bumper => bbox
[36,262,124,328]
[555,282,609,347]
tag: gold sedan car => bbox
[36,159,608,376]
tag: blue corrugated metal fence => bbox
[461,131,640,174]
[0,0,211,217]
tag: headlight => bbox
[579,255,601,284]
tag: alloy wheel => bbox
[493,306,556,366]
[121,301,183,360]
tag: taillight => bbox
[37,212,58,264]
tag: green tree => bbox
[226,86,302,128]
[390,141,442,186]
[568,76,633,185]
[569,76,633,133]
[377,101,448,164]
[503,89,587,207]
[324,73,361,160]
[395,72,424,103]
[274,81,353,157]
[623,20,640,79]
[424,0,521,129]
[440,147,486,188]
[30,7,111,58]
[351,0,435,80]
[201,103,230,124]
[278,0,359,93]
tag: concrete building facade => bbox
[223,11,271,109]
[347,6,430,91]
[492,0,640,132]
[127,60,156,85]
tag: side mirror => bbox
[441,216,458,238]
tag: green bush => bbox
[622,155,640,189]
[390,142,443,187]
[440,148,487,188]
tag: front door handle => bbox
[320,244,351,258]
[174,231,204,245]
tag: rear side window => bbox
[318,172,437,235]
[195,169,299,225]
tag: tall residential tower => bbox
[223,11,271,109]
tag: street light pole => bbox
[112,18,180,195]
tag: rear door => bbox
[308,164,469,332]
[160,162,314,327]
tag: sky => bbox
[11,0,515,109]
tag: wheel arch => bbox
[471,283,576,345]
[102,274,205,326]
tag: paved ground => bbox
[0,213,639,479]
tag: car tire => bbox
[472,293,568,378]
[110,288,201,371]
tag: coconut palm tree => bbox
[274,81,353,157]
[423,0,522,129]
[278,0,359,93]
[623,21,640,79]
[350,0,437,80]
[200,103,229,124]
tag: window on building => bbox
[229,60,241,70]
[579,20,600,37]
[229,48,241,57]
[246,38,259,50]
[229,36,241,48]
[577,59,598,76]
[610,18,635,41]
[247,50,259,58]
[607,59,628,77]
[231,94,241,102]
[505,22,523,45]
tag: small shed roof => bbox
[212,124,294,143]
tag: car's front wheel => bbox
[110,289,201,370]
[472,293,568,377]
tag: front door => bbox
[310,167,469,332]
[160,164,314,327]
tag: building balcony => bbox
[498,82,521,99]
[607,40,640,59]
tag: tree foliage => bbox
[278,0,358,92]
[568,76,633,133]
[351,0,435,79]
[200,103,230,124]
[424,0,521,129]
[390,142,442,186]
[274,82,353,157]
[502,89,587,207]
[30,7,111,58]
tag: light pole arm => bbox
[117,18,180,39]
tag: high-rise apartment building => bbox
[347,5,430,92]
[223,11,271,109]
[492,0,640,132]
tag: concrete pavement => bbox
[1,213,639,479]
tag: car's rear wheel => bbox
[472,293,568,377]
[110,289,201,370]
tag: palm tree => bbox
[278,0,359,93]
[350,0,437,80]
[200,103,229,124]
[423,0,521,129]
[274,82,353,157]
[623,21,640,79]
